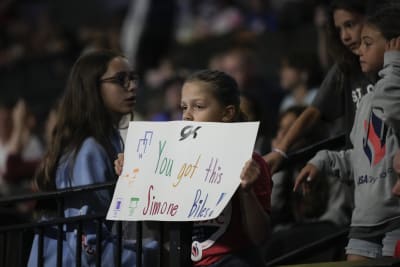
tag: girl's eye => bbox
[344,21,354,28]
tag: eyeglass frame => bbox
[100,71,139,90]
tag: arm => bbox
[71,138,116,208]
[239,154,272,245]
[264,64,343,173]
[263,106,321,173]
[373,37,400,128]
[294,149,353,192]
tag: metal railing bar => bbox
[0,213,106,233]
[159,222,163,267]
[96,219,102,267]
[38,227,44,267]
[56,198,64,267]
[264,228,349,267]
[0,182,116,205]
[17,232,23,267]
[0,233,5,267]
[281,133,346,169]
[136,221,142,267]
[116,221,122,267]
[76,221,82,267]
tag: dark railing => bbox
[0,133,348,267]
[264,228,349,266]
[265,133,349,266]
[0,181,191,267]
[280,133,347,171]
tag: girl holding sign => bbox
[28,50,140,266]
[115,69,272,266]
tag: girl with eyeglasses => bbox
[28,50,140,266]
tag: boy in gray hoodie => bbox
[294,4,400,261]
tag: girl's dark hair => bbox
[325,0,367,71]
[365,3,400,41]
[35,50,123,191]
[185,69,246,122]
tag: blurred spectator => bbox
[151,76,184,121]
[240,0,278,34]
[221,47,284,153]
[120,0,176,75]
[0,98,44,196]
[278,50,322,112]
[271,0,316,30]
[240,90,269,154]
[313,2,333,72]
[263,105,352,262]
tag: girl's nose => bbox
[182,110,193,121]
[126,80,138,92]
[341,29,351,43]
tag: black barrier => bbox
[0,133,350,267]
[0,182,187,267]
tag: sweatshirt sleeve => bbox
[71,138,115,213]
[373,50,400,130]
[308,149,353,183]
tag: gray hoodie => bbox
[309,51,400,227]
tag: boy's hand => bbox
[293,163,319,193]
[386,36,400,51]
[114,153,124,176]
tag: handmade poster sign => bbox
[107,121,259,221]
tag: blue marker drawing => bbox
[208,193,227,218]
[137,131,153,158]
[216,193,226,206]
[113,198,123,217]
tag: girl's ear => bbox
[222,105,236,122]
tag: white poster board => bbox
[107,121,259,221]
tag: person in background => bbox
[221,47,283,154]
[115,69,273,267]
[278,50,321,112]
[28,50,139,266]
[264,0,373,173]
[151,75,184,121]
[295,4,400,260]
[264,105,352,262]
[0,98,44,196]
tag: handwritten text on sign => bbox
[107,121,259,221]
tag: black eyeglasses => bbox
[100,71,139,89]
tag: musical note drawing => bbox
[137,131,153,158]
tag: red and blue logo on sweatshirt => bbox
[363,110,387,166]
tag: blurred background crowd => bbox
[0,0,332,163]
[0,0,371,264]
